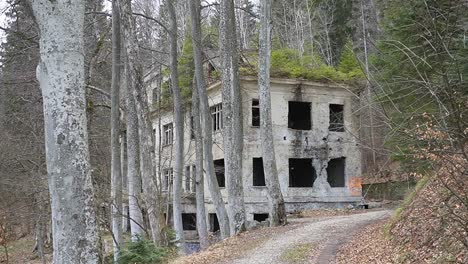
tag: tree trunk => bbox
[258,0,287,227]
[30,1,99,263]
[167,0,187,253]
[121,132,129,233]
[219,0,246,235]
[111,0,123,261]
[189,0,230,239]
[120,0,162,244]
[125,75,145,240]
[191,82,209,249]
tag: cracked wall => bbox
[153,77,362,222]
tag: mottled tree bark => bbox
[110,0,123,261]
[191,83,209,249]
[30,0,99,262]
[120,0,161,244]
[219,0,246,235]
[167,0,187,254]
[189,0,230,239]
[258,0,287,227]
[125,75,145,240]
[121,132,129,233]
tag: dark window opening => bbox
[209,213,220,232]
[182,213,197,230]
[152,87,158,104]
[253,213,269,222]
[327,157,346,187]
[252,99,260,127]
[329,104,344,132]
[214,159,225,187]
[191,165,196,192]
[253,157,265,186]
[289,158,316,187]
[185,166,191,192]
[190,116,195,139]
[288,101,311,130]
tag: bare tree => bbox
[167,0,187,253]
[120,0,162,244]
[219,0,246,235]
[110,0,123,260]
[258,0,287,227]
[189,0,231,239]
[191,84,209,249]
[29,0,99,262]
[125,70,146,240]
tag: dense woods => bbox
[0,0,466,263]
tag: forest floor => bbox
[171,209,392,264]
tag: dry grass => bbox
[280,243,318,264]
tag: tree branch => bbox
[132,12,169,33]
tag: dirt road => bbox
[228,210,392,264]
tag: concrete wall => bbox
[152,77,362,222]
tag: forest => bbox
[0,0,466,263]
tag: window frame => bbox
[162,123,173,146]
[210,103,223,132]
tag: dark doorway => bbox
[289,158,316,187]
[253,157,265,186]
[182,213,197,231]
[288,101,311,130]
[214,159,225,187]
[327,157,346,187]
[253,213,269,222]
[209,213,220,232]
[329,104,344,132]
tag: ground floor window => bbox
[182,213,197,231]
[289,158,316,187]
[327,157,346,187]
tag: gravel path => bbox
[228,210,392,264]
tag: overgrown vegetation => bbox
[118,238,170,264]
[238,45,364,82]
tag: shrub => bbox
[118,238,168,264]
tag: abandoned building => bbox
[150,76,362,236]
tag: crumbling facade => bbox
[152,77,362,235]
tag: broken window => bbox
[185,166,191,192]
[253,157,265,186]
[182,213,197,230]
[162,168,173,191]
[191,165,196,192]
[289,158,316,187]
[252,99,260,127]
[214,159,225,187]
[288,101,311,130]
[210,103,223,132]
[152,87,158,105]
[253,213,269,222]
[209,213,220,232]
[163,123,173,145]
[329,104,344,132]
[190,116,195,139]
[327,157,346,187]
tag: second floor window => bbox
[252,99,260,127]
[163,168,173,191]
[329,104,344,132]
[163,123,173,145]
[210,103,223,132]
